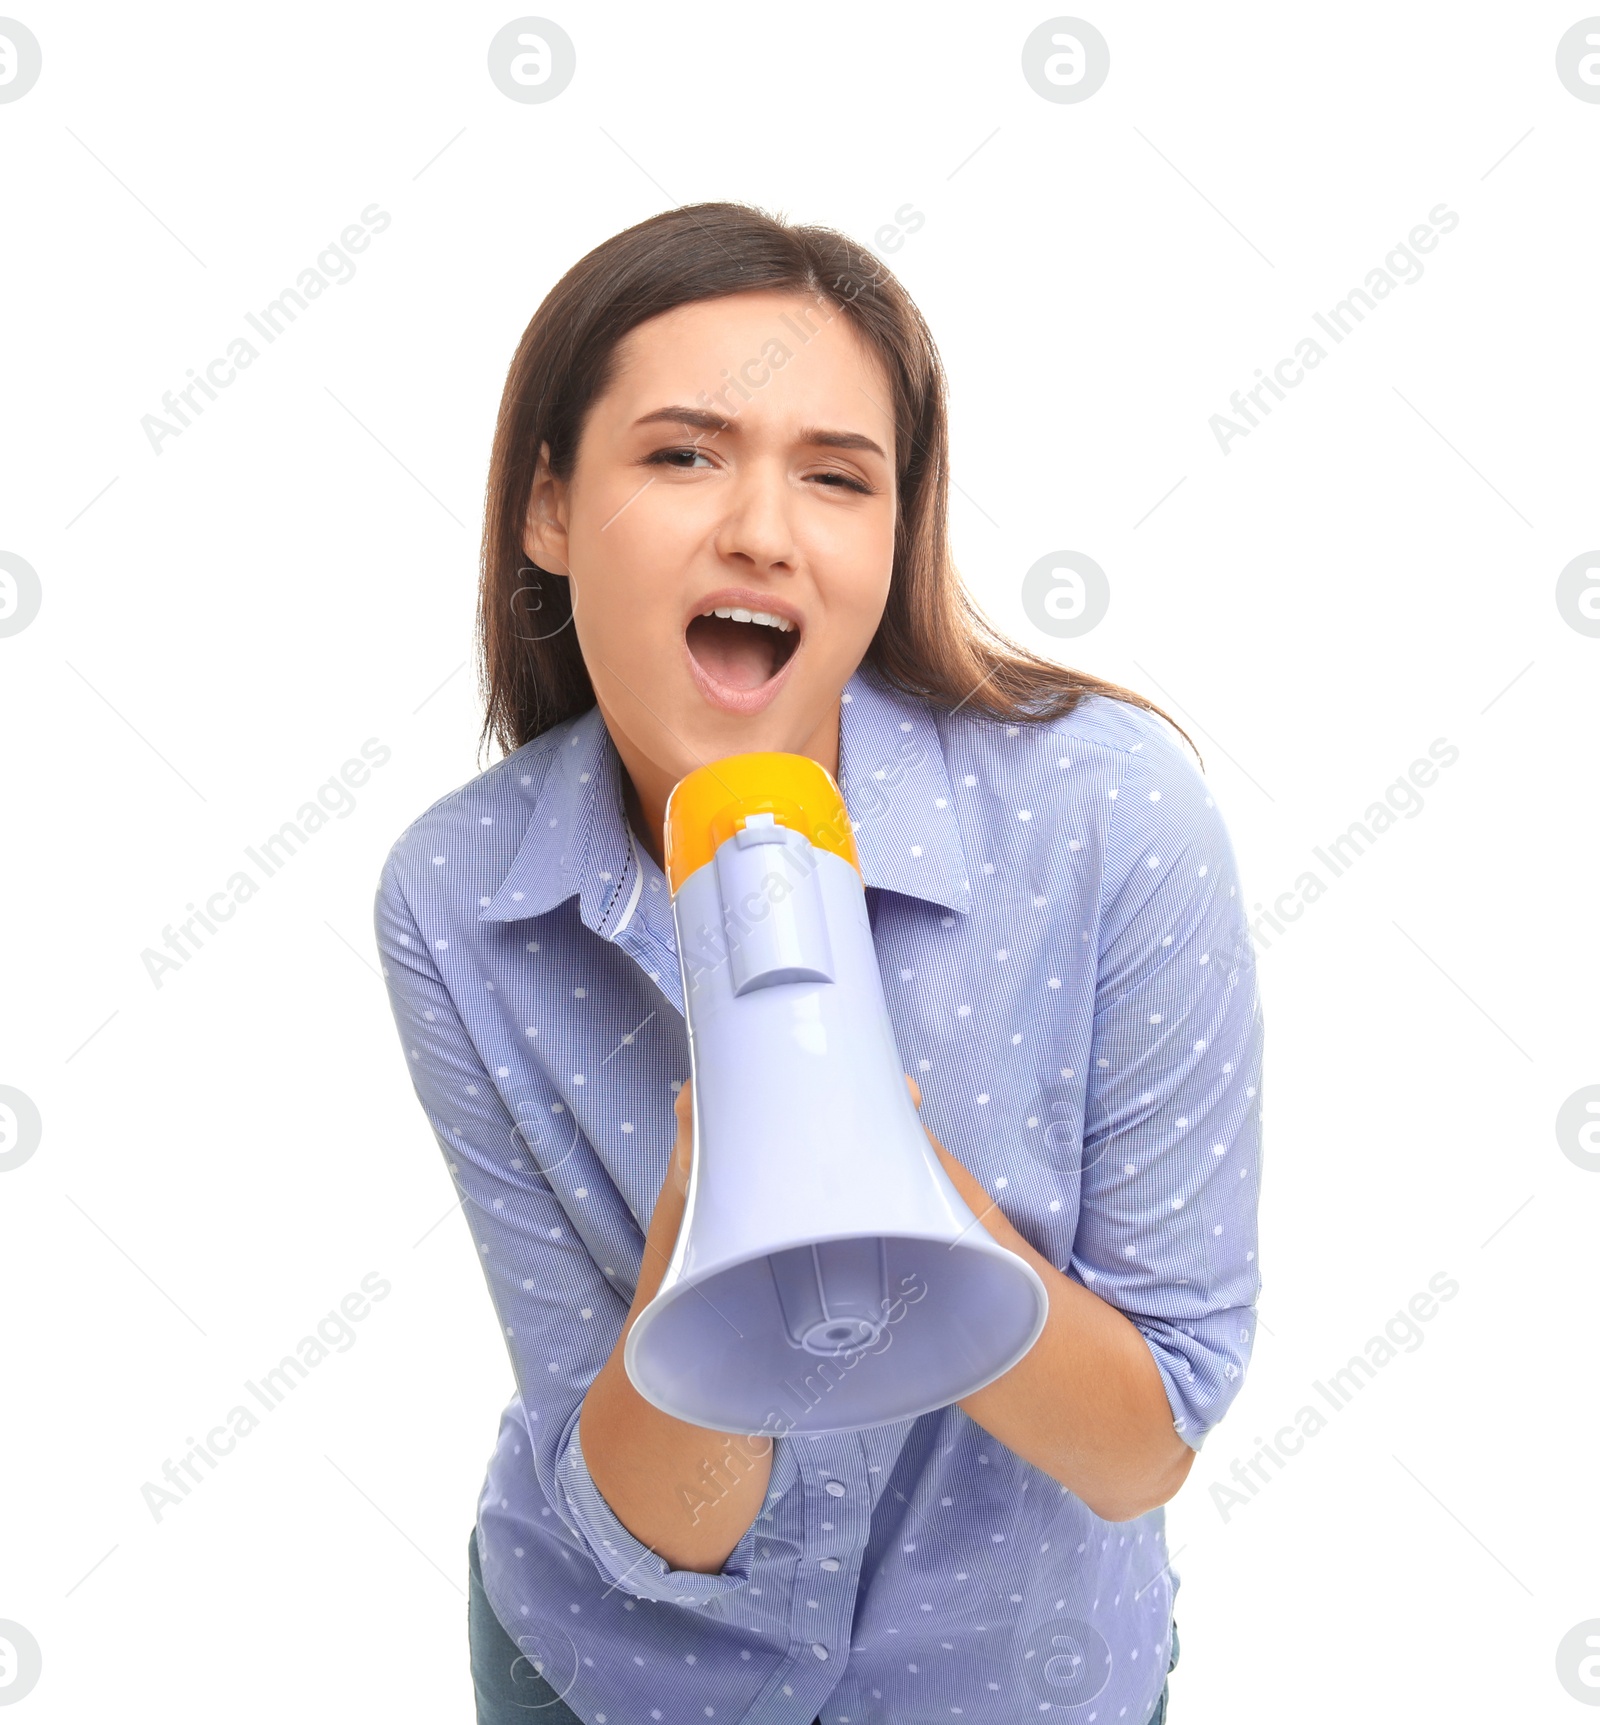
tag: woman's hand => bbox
[635,1076,694,1310]
[668,1074,694,1200]
[903,1072,1019,1253]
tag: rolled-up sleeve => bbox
[1072,735,1265,1450]
[554,1403,800,1604]
[374,848,775,1602]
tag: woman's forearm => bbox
[909,1078,1195,1521]
[578,1098,774,1575]
[953,1209,1194,1520]
[580,1295,774,1575]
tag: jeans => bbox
[469,1524,589,1723]
[1149,1615,1181,1723]
[468,1526,1180,1723]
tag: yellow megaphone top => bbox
[663,752,862,896]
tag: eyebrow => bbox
[631,405,888,460]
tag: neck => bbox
[613,699,844,877]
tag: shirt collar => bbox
[478,662,972,932]
[836,663,973,916]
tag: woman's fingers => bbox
[903,1072,922,1109]
[671,1078,694,1186]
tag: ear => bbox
[522,440,571,575]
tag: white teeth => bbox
[701,605,795,633]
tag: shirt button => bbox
[819,1558,840,1571]
[811,1643,829,1661]
[824,1480,846,1497]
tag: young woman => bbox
[375,202,1263,1725]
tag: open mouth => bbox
[684,605,802,696]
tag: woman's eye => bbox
[812,470,872,494]
[645,448,872,494]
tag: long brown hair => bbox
[475,201,1199,769]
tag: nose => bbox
[711,456,800,577]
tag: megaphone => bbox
[623,750,1049,1437]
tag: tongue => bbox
[686,614,780,691]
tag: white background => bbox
[3,2,1597,1719]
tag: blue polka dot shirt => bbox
[373,660,1264,1724]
